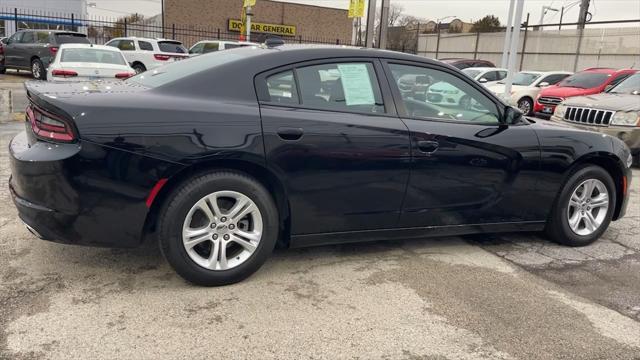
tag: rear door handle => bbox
[417,140,439,154]
[277,127,304,141]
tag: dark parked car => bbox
[10,45,633,286]
[0,30,90,79]
[439,58,496,69]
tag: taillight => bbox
[49,46,59,56]
[26,105,76,142]
[51,69,78,78]
[154,54,171,61]
[115,72,135,79]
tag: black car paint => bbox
[9,46,632,249]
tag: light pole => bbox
[538,5,559,27]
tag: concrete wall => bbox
[417,26,640,72]
[164,0,351,46]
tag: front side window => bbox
[295,62,384,114]
[609,74,631,88]
[138,41,153,51]
[482,71,498,82]
[266,70,298,104]
[389,63,500,124]
[203,42,219,53]
[117,40,135,51]
[189,43,204,54]
[20,32,34,43]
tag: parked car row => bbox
[0,29,257,79]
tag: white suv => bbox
[104,37,188,73]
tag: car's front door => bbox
[383,61,542,228]
[256,59,411,235]
[3,32,21,67]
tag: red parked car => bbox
[534,67,637,118]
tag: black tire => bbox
[0,65,6,74]
[158,170,279,286]
[132,63,146,74]
[31,58,46,80]
[517,97,533,116]
[545,165,616,247]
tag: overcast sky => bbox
[88,0,640,25]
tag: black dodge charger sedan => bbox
[9,44,633,286]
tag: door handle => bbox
[417,140,439,154]
[277,127,304,141]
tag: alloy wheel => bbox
[518,99,531,115]
[566,178,609,236]
[32,62,41,79]
[182,190,263,271]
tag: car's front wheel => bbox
[546,165,615,246]
[158,171,279,286]
[517,97,533,116]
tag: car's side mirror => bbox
[479,78,488,83]
[504,105,524,124]
[538,81,550,87]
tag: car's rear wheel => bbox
[517,97,533,116]
[132,63,146,74]
[546,165,615,246]
[31,58,45,80]
[158,171,279,286]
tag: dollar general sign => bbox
[228,19,296,36]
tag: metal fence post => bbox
[14,8,18,31]
[71,13,75,30]
[336,38,340,45]
[435,28,441,59]
[473,32,480,59]
[172,23,176,39]
[299,35,302,44]
[217,28,220,39]
[519,22,529,71]
[124,18,128,37]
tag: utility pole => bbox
[161,0,165,38]
[365,0,377,48]
[378,0,390,49]
[577,0,590,29]
[503,0,525,99]
[501,0,516,69]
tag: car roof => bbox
[110,36,182,43]
[58,43,120,51]
[464,67,504,72]
[17,29,84,35]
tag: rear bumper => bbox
[9,130,158,248]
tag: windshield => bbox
[462,69,482,78]
[559,72,610,89]
[54,33,90,44]
[158,41,187,54]
[500,72,540,86]
[127,50,248,88]
[61,48,126,65]
[608,73,640,94]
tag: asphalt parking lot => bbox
[1,86,640,359]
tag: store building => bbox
[0,0,88,37]
[164,0,352,44]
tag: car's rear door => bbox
[382,60,542,228]
[255,58,411,235]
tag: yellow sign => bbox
[228,19,296,36]
[348,0,365,18]
[243,0,256,7]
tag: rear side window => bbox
[266,70,298,104]
[158,41,187,54]
[540,73,569,85]
[559,72,610,89]
[138,41,153,51]
[36,32,50,43]
[54,33,89,44]
[61,48,126,65]
[295,62,384,114]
